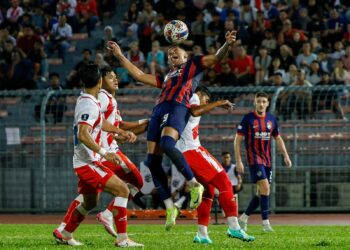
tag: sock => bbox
[211,171,237,217]
[145,154,171,201]
[240,213,249,223]
[57,222,66,232]
[174,196,186,208]
[64,204,89,233]
[160,136,194,180]
[132,192,146,209]
[227,216,240,230]
[197,197,212,227]
[245,195,260,216]
[260,195,269,220]
[163,198,174,209]
[62,195,83,224]
[112,197,128,235]
[198,225,208,238]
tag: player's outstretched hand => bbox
[106,41,122,57]
[284,156,292,168]
[217,100,235,110]
[225,31,237,45]
[105,152,122,165]
[236,161,244,174]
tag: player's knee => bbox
[159,136,176,153]
[81,201,97,211]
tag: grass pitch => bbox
[0,224,349,249]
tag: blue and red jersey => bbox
[237,111,280,167]
[155,55,205,108]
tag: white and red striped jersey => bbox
[73,93,102,168]
[176,93,201,152]
[98,89,122,152]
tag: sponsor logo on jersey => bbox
[254,131,271,140]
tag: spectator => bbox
[306,60,322,85]
[146,40,165,74]
[56,0,78,32]
[342,45,350,71]
[191,45,203,57]
[206,10,224,50]
[328,41,346,67]
[6,49,36,89]
[221,151,243,195]
[343,23,350,45]
[118,27,138,51]
[216,62,237,87]
[270,72,287,86]
[125,41,146,71]
[0,39,15,65]
[6,0,23,35]
[289,32,304,56]
[261,29,277,55]
[45,15,72,62]
[27,39,49,82]
[294,8,311,32]
[251,10,268,46]
[284,64,298,85]
[262,0,279,22]
[278,44,295,71]
[268,57,286,82]
[312,71,346,120]
[278,19,307,45]
[191,11,207,51]
[0,24,16,47]
[272,9,288,35]
[217,19,236,48]
[66,48,93,88]
[254,45,272,85]
[324,9,346,48]
[31,8,45,30]
[98,0,116,19]
[76,0,98,37]
[310,37,322,54]
[16,24,42,56]
[35,72,67,123]
[139,0,157,24]
[240,0,257,35]
[151,13,167,47]
[97,25,117,50]
[296,42,317,68]
[231,45,255,85]
[220,0,240,22]
[317,49,330,73]
[94,52,108,69]
[332,59,350,85]
[121,1,139,32]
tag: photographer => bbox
[44,15,72,62]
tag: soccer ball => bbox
[164,20,189,44]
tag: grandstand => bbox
[0,0,350,216]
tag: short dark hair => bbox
[49,72,60,79]
[101,66,120,79]
[195,85,212,99]
[221,151,231,156]
[79,64,101,88]
[255,92,269,99]
[83,48,92,54]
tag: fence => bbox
[0,86,349,213]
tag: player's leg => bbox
[194,185,215,244]
[258,166,273,232]
[103,172,143,247]
[146,109,179,230]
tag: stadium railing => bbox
[0,85,349,213]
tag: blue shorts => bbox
[249,165,272,184]
[147,101,190,142]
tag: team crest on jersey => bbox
[266,121,272,130]
[164,68,183,82]
[81,114,89,121]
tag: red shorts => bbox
[183,146,223,185]
[75,162,115,194]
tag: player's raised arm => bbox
[202,31,237,68]
[106,41,158,87]
[234,134,245,173]
[190,100,234,117]
[119,119,149,135]
[275,135,292,168]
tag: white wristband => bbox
[138,119,148,125]
[98,148,107,157]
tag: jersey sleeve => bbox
[98,92,109,113]
[271,117,280,137]
[76,99,99,127]
[155,74,164,88]
[190,55,205,70]
[189,93,200,107]
[237,115,248,136]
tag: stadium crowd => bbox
[0,0,349,119]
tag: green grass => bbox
[0,224,350,249]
